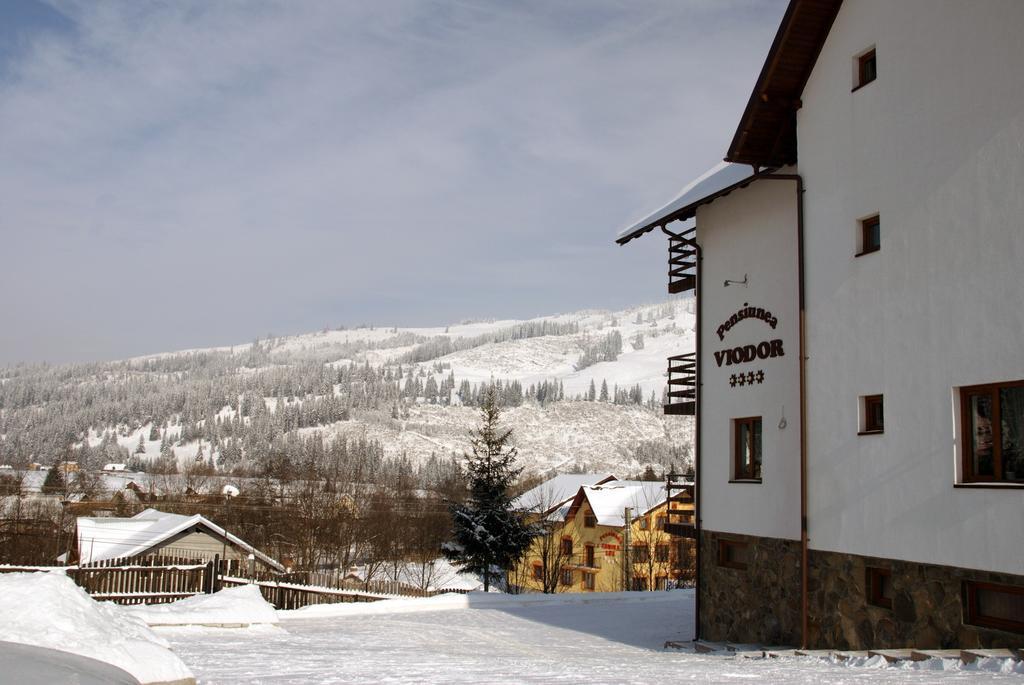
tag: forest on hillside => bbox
[0,309,688,488]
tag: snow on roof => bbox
[76,508,284,572]
[578,481,673,527]
[513,473,616,514]
[616,162,756,243]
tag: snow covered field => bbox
[160,591,1023,684]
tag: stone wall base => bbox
[699,529,1024,650]
[806,547,1023,650]
[699,530,802,646]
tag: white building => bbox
[617,0,1023,650]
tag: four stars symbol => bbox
[729,370,766,388]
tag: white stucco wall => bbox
[696,176,802,541]
[798,0,1024,574]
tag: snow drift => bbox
[126,584,279,626]
[0,571,194,684]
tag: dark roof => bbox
[725,0,843,167]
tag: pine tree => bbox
[599,379,609,402]
[443,387,535,592]
[41,466,66,494]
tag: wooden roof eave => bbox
[725,0,843,167]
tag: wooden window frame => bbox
[856,214,880,256]
[960,379,1024,484]
[632,544,650,564]
[853,48,877,91]
[655,544,671,563]
[561,569,573,586]
[532,563,543,581]
[964,581,1024,633]
[583,512,597,528]
[717,539,749,570]
[860,394,884,435]
[584,544,595,568]
[560,537,573,557]
[583,571,595,591]
[865,566,893,609]
[733,417,763,482]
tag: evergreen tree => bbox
[41,466,66,494]
[599,379,609,402]
[443,387,535,592]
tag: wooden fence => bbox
[220,577,384,609]
[0,557,214,606]
[0,559,470,609]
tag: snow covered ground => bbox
[160,590,1023,684]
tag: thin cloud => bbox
[0,0,784,363]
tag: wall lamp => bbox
[724,274,748,288]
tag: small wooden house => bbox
[75,508,285,573]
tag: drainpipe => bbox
[757,172,807,649]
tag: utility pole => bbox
[623,506,632,591]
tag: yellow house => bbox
[511,479,694,593]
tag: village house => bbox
[75,507,285,574]
[617,0,1024,649]
[512,478,694,593]
[512,472,618,517]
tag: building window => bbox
[584,545,596,568]
[560,537,573,557]
[584,511,597,528]
[655,515,666,530]
[860,395,884,434]
[960,380,1024,483]
[855,48,876,90]
[964,581,1024,633]
[866,567,893,609]
[638,517,649,530]
[561,569,573,586]
[717,539,749,570]
[583,572,595,591]
[733,417,762,481]
[632,545,650,564]
[656,544,671,563]
[532,563,543,581]
[632,577,648,591]
[857,214,880,256]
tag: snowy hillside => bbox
[1,299,695,480]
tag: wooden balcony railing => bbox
[665,352,696,415]
[667,228,697,294]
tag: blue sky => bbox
[0,0,785,364]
